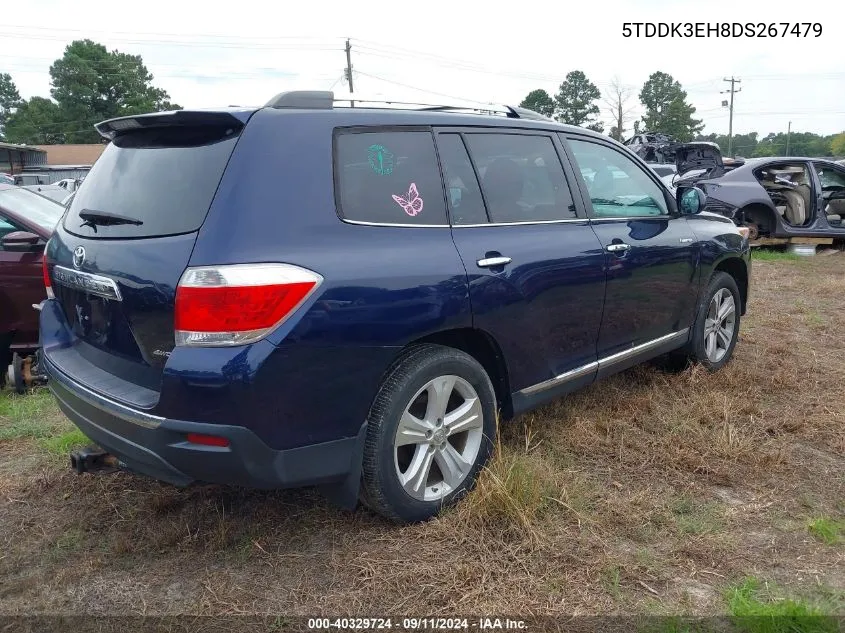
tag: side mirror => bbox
[677,186,707,215]
[1,231,43,252]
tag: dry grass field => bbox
[1,251,843,630]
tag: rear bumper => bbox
[45,355,367,490]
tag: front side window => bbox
[814,163,845,189]
[463,133,577,223]
[568,139,669,218]
[335,130,447,225]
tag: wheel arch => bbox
[739,202,779,237]
[713,256,748,315]
[407,328,513,420]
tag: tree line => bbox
[0,39,178,145]
[694,130,844,159]
[1,48,842,157]
[519,70,843,157]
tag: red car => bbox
[0,184,64,380]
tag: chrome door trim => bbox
[598,328,689,371]
[516,328,690,397]
[590,216,670,222]
[517,361,598,397]
[453,218,588,228]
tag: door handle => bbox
[605,243,631,253]
[477,256,512,268]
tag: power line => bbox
[353,71,490,105]
[1,24,340,39]
[0,31,343,51]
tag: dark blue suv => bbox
[39,91,750,523]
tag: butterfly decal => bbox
[392,182,424,217]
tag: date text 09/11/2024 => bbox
[622,22,822,38]
[306,618,527,630]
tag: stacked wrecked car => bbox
[624,132,845,240]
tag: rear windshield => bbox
[0,187,64,232]
[64,127,239,239]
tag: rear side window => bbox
[437,134,488,226]
[335,130,447,226]
[64,126,239,239]
[463,133,577,223]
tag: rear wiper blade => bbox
[79,209,144,229]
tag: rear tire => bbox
[686,272,741,371]
[360,344,497,523]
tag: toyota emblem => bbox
[72,246,86,269]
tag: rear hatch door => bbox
[675,142,724,175]
[47,109,253,394]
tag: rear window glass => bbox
[64,127,238,239]
[335,130,447,226]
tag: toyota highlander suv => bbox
[39,91,750,523]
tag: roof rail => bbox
[503,105,555,122]
[263,90,553,121]
[265,90,334,109]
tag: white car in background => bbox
[22,184,69,203]
[54,178,83,192]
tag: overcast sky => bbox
[2,0,842,144]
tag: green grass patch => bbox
[48,528,85,562]
[0,388,70,441]
[670,495,725,536]
[638,618,714,633]
[805,311,825,327]
[602,565,622,600]
[38,428,89,457]
[752,249,801,262]
[457,440,562,531]
[808,517,844,545]
[726,577,840,633]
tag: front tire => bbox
[687,272,741,371]
[360,344,497,523]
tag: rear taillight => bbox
[174,263,322,347]
[42,255,54,299]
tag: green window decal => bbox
[368,144,395,175]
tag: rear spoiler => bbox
[95,109,255,140]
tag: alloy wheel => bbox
[704,288,736,363]
[393,375,484,502]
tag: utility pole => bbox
[344,39,354,97]
[786,121,792,156]
[721,77,741,157]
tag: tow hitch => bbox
[70,446,120,474]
